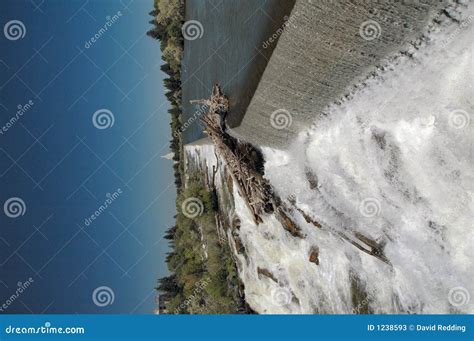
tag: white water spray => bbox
[186,6,473,314]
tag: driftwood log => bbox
[193,84,272,224]
[192,85,390,266]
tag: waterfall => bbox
[186,4,473,314]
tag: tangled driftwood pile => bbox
[191,85,390,266]
[193,85,273,224]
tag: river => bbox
[181,0,295,144]
[185,2,473,314]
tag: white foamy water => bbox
[186,6,473,314]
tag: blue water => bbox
[181,0,295,144]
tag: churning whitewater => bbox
[187,5,473,314]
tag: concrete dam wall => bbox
[181,0,296,145]
[229,0,449,148]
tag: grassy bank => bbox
[162,170,242,314]
[147,0,243,314]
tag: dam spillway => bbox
[182,0,448,148]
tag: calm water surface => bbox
[181,0,295,144]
